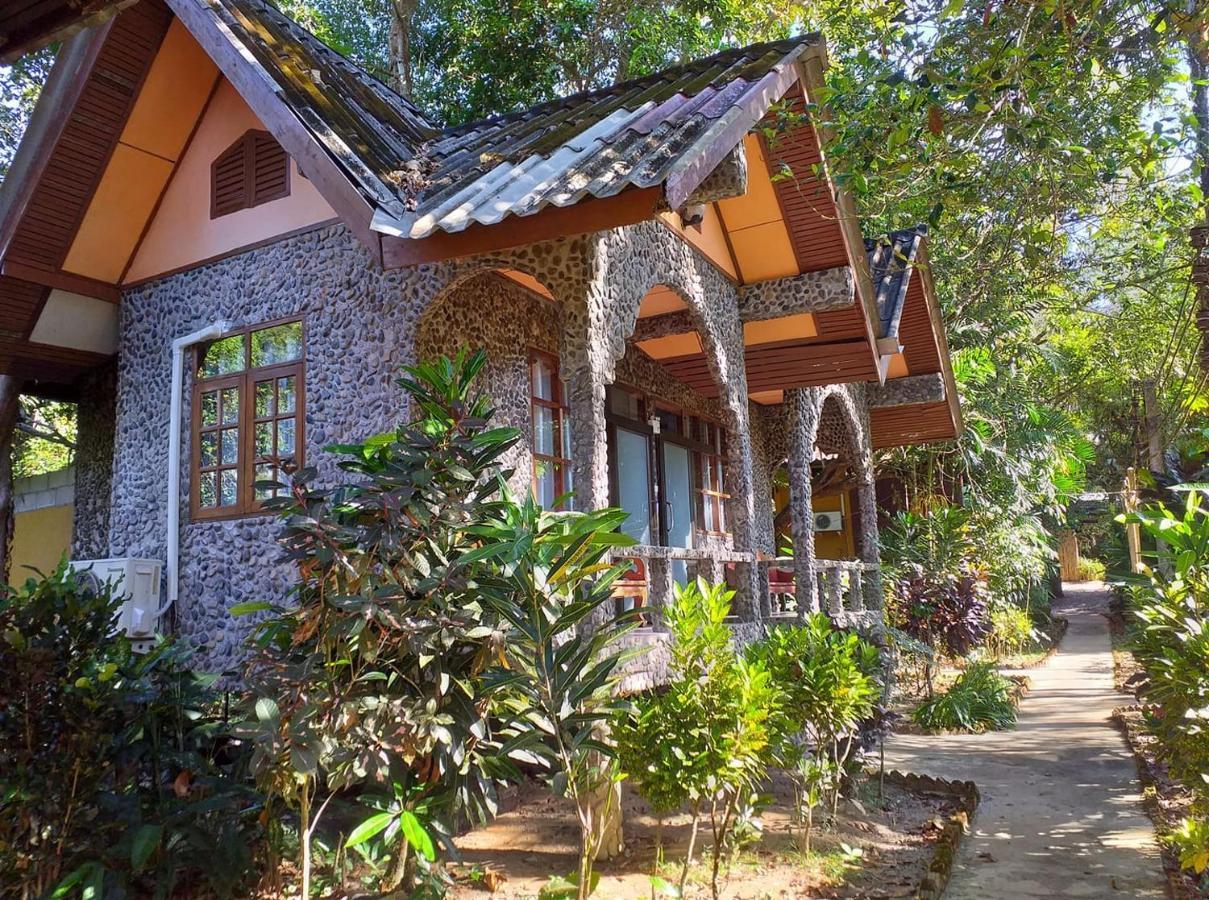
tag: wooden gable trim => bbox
[380,186,663,268]
[793,55,883,378]
[0,25,114,263]
[912,239,963,435]
[1,261,121,304]
[164,0,383,265]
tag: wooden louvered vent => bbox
[210,130,290,218]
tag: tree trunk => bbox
[388,0,418,97]
[0,376,23,584]
[1186,4,1209,370]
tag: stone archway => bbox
[785,383,880,615]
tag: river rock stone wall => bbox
[101,219,779,673]
[71,361,116,561]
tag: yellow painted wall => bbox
[772,484,857,559]
[10,505,73,581]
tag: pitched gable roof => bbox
[172,0,819,242]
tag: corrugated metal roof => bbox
[198,0,817,238]
[866,227,926,340]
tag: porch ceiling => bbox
[0,1,173,397]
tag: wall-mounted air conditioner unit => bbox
[68,558,163,650]
[813,511,843,532]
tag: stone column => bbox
[71,362,117,561]
[855,468,883,612]
[786,388,819,614]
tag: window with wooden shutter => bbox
[210,129,290,219]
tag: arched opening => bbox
[772,387,879,618]
[606,282,738,615]
[416,267,569,507]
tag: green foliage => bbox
[474,495,638,900]
[1077,557,1107,582]
[987,603,1035,659]
[1121,489,1209,815]
[615,579,779,899]
[0,562,259,897]
[239,349,523,893]
[746,615,880,853]
[912,662,1017,733]
[1168,816,1209,875]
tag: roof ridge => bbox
[441,34,820,138]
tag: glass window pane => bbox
[220,469,238,506]
[199,471,218,508]
[531,357,555,401]
[277,418,296,456]
[255,381,275,418]
[251,322,302,367]
[255,422,274,458]
[254,463,277,500]
[200,335,244,378]
[201,391,218,427]
[534,406,554,455]
[608,387,640,420]
[221,428,239,465]
[200,432,217,468]
[561,410,572,460]
[221,387,239,424]
[278,376,296,414]
[716,497,726,533]
[615,428,651,544]
[535,460,556,508]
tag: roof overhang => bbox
[0,0,134,63]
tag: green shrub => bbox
[241,349,528,894]
[0,563,258,897]
[1076,557,1106,581]
[745,615,880,852]
[1168,816,1209,874]
[987,603,1034,657]
[615,580,779,899]
[1122,490,1209,807]
[912,662,1017,733]
[475,497,638,900]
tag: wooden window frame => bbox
[210,129,291,219]
[191,318,305,521]
[529,350,573,510]
[694,418,730,537]
[603,387,732,542]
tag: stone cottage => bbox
[0,0,960,675]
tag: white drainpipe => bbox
[163,321,228,615]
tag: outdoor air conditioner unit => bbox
[813,511,843,532]
[68,558,163,650]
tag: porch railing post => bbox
[825,567,844,618]
[849,565,865,613]
[648,556,672,632]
